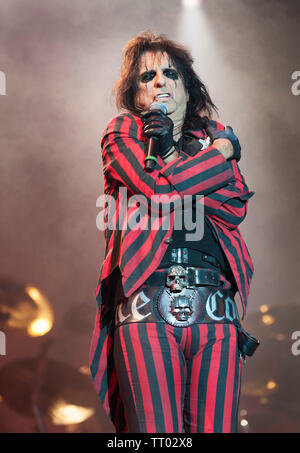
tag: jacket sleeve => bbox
[201,120,254,229]
[101,113,235,211]
[204,158,254,230]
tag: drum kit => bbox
[0,276,99,432]
[0,276,299,432]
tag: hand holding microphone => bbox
[142,102,174,172]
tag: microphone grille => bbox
[149,102,168,114]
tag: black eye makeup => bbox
[139,68,179,83]
[139,70,156,83]
[163,68,179,80]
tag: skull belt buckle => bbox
[166,264,188,292]
[157,265,203,327]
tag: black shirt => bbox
[158,213,228,273]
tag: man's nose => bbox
[154,70,166,87]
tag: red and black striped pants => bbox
[113,321,241,433]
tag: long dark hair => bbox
[113,30,218,130]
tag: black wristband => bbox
[161,145,176,160]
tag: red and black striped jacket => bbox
[90,112,254,432]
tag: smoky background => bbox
[0,0,299,433]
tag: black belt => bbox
[146,267,221,288]
[158,247,224,271]
[115,284,238,328]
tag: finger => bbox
[143,121,164,131]
[205,119,217,128]
[143,128,163,137]
[142,120,164,129]
[205,124,218,132]
[205,127,219,137]
[143,125,163,135]
[141,110,166,121]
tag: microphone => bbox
[144,101,168,173]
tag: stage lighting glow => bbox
[240,409,247,417]
[181,0,202,8]
[259,304,269,313]
[78,365,90,375]
[261,314,275,326]
[178,0,220,83]
[26,287,41,301]
[266,380,277,391]
[28,318,52,336]
[240,419,248,427]
[49,399,95,425]
[25,285,54,336]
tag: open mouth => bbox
[154,93,172,101]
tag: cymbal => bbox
[0,358,98,425]
[0,276,54,336]
[63,302,96,333]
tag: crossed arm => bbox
[101,113,253,229]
